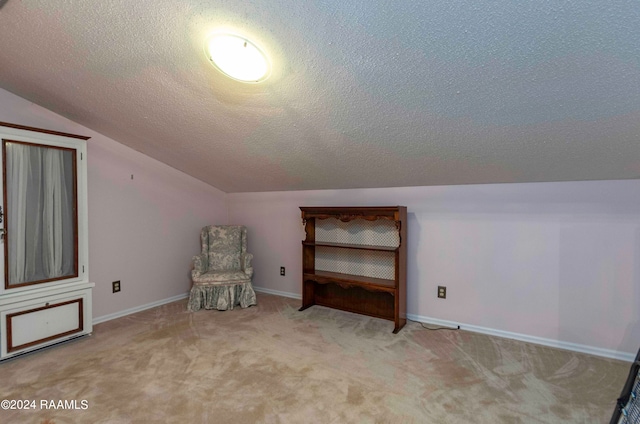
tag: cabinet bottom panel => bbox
[7,299,83,353]
[313,283,395,321]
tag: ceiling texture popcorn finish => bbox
[0,1,638,193]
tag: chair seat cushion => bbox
[193,270,250,285]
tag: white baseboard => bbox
[407,312,635,362]
[253,286,301,300]
[92,292,189,325]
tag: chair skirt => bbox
[187,281,257,311]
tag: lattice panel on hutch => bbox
[315,247,395,280]
[315,218,399,247]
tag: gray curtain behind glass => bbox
[6,142,75,286]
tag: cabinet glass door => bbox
[2,140,78,289]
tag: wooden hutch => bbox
[299,206,407,333]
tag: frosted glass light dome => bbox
[206,33,270,83]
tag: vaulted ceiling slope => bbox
[0,1,638,193]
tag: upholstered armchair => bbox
[187,225,257,311]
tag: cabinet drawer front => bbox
[7,299,83,353]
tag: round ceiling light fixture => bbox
[205,33,270,83]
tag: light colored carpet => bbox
[0,293,629,423]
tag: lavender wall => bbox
[228,182,640,359]
[0,88,228,318]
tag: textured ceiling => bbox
[0,0,638,193]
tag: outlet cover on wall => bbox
[280,267,285,276]
[437,286,446,299]
[112,280,121,293]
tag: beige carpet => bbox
[0,293,629,423]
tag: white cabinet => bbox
[0,122,93,360]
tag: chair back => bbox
[201,225,246,272]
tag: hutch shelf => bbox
[299,206,407,333]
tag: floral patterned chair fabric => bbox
[188,225,257,311]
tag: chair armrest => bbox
[241,253,254,278]
[192,253,207,277]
